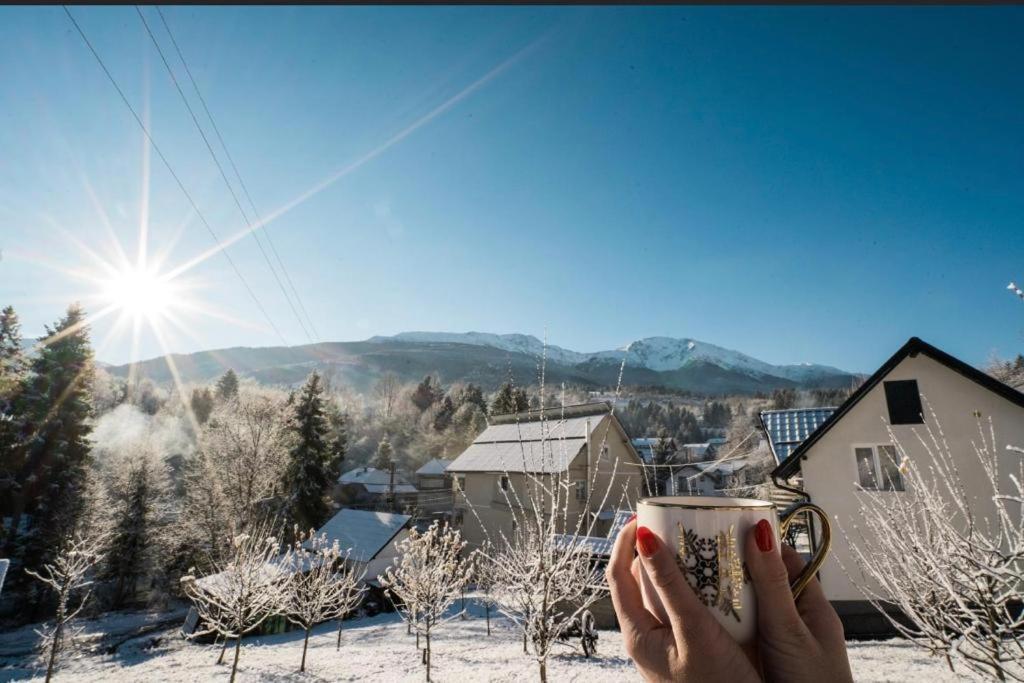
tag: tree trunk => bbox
[523,630,528,653]
[336,618,344,650]
[485,606,491,636]
[539,658,547,683]
[300,627,310,672]
[425,630,431,682]
[229,635,242,683]
[44,620,62,683]
[217,638,229,664]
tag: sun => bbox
[100,265,177,321]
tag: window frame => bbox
[852,443,905,492]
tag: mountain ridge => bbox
[105,331,859,395]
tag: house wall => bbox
[451,415,642,549]
[800,353,1024,601]
[363,528,412,582]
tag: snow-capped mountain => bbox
[373,331,851,383]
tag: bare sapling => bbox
[844,407,1024,681]
[381,521,470,682]
[281,527,367,672]
[180,520,289,683]
[26,531,106,683]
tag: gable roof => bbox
[416,458,452,476]
[760,407,837,465]
[447,403,636,473]
[772,337,1024,479]
[315,509,411,564]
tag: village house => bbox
[446,402,644,549]
[414,458,453,516]
[766,337,1024,635]
[334,466,419,511]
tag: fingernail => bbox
[626,513,637,524]
[755,519,774,552]
[636,526,658,557]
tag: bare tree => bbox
[281,528,367,672]
[471,544,500,636]
[375,372,400,421]
[26,531,106,683]
[844,409,1024,681]
[180,521,289,683]
[381,521,471,682]
[199,388,293,528]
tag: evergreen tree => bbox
[433,395,455,432]
[0,305,25,398]
[326,403,348,481]
[489,381,529,416]
[373,435,394,470]
[9,304,95,571]
[453,383,486,412]
[0,306,25,539]
[284,372,334,531]
[410,375,442,412]
[215,369,239,401]
[189,387,215,425]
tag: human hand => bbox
[606,518,853,683]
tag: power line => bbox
[62,6,289,346]
[153,5,321,341]
[134,6,314,344]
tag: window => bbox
[498,475,509,492]
[575,480,587,502]
[854,445,905,492]
[884,380,924,425]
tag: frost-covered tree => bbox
[199,388,293,528]
[9,304,95,572]
[0,305,25,545]
[180,521,289,683]
[281,528,366,672]
[101,441,172,607]
[26,530,106,683]
[374,372,399,421]
[845,412,1024,681]
[215,369,239,401]
[410,375,442,413]
[489,380,529,416]
[176,448,232,572]
[284,372,334,532]
[381,521,470,682]
[373,434,394,470]
[190,387,215,425]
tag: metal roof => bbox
[339,466,413,488]
[315,509,411,564]
[447,413,614,473]
[552,508,634,559]
[760,408,836,465]
[416,458,452,476]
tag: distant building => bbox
[447,402,643,549]
[414,458,453,514]
[315,508,412,582]
[668,458,750,496]
[335,466,418,511]
[679,442,717,463]
[630,437,678,464]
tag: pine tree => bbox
[189,387,214,424]
[215,369,239,401]
[284,372,333,531]
[489,381,529,416]
[373,435,394,470]
[432,396,455,432]
[0,305,25,398]
[10,304,95,573]
[0,306,26,541]
[410,375,441,412]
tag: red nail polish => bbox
[755,519,774,552]
[636,526,659,556]
[626,513,637,524]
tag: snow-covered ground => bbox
[0,605,976,682]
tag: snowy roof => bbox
[447,412,617,473]
[759,408,836,465]
[315,509,411,564]
[552,509,633,558]
[339,466,415,493]
[416,458,452,476]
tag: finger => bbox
[607,519,658,638]
[635,525,721,647]
[780,544,827,608]
[781,544,845,646]
[745,520,810,643]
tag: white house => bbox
[447,402,643,549]
[315,508,412,582]
[770,337,1024,634]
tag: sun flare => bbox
[101,265,176,321]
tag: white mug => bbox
[636,496,831,644]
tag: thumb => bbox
[745,519,809,644]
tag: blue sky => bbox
[0,6,1021,372]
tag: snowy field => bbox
[0,605,976,682]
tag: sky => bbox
[0,6,1022,373]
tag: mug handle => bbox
[778,502,832,600]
